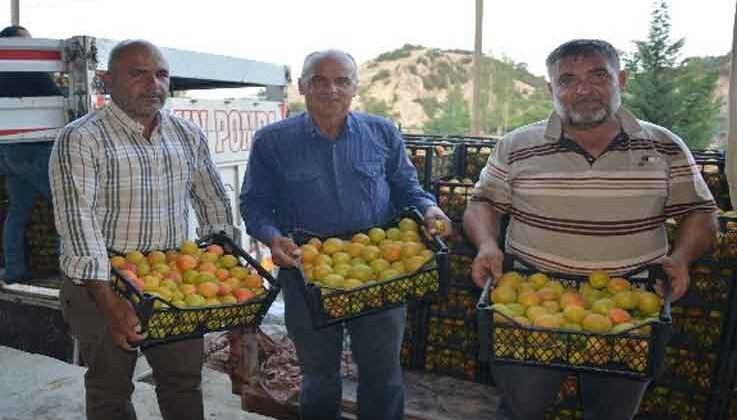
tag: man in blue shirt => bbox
[241,49,450,420]
[0,26,61,285]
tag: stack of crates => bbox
[26,196,60,278]
[400,300,428,369]
[0,175,60,278]
[418,245,486,382]
[635,257,737,420]
[693,150,731,210]
[405,139,457,191]
[399,133,499,384]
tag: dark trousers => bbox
[60,278,205,420]
[280,268,406,420]
[492,364,650,420]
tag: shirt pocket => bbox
[353,161,385,201]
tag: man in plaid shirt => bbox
[49,39,237,420]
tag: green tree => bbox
[624,0,719,148]
[423,84,470,135]
[359,92,399,120]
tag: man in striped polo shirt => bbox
[50,40,237,420]
[464,39,717,420]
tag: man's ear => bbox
[297,78,305,95]
[547,81,553,96]
[618,69,628,90]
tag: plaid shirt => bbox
[49,102,237,282]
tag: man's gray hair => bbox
[107,39,160,72]
[299,49,358,85]
[546,39,621,75]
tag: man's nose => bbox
[575,80,594,94]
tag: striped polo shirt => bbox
[50,102,238,283]
[471,108,717,275]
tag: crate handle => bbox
[403,206,449,253]
[109,265,154,344]
[204,232,279,287]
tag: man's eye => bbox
[559,77,576,87]
[592,71,609,80]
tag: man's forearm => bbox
[463,201,502,250]
[671,212,718,263]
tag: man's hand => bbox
[470,241,504,288]
[86,281,145,351]
[269,235,298,268]
[106,298,146,351]
[423,206,453,238]
[659,254,690,302]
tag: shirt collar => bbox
[303,111,356,140]
[106,100,166,137]
[543,107,645,142]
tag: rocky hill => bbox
[289,44,551,134]
[289,45,730,145]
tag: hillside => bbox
[288,45,730,145]
[289,44,551,134]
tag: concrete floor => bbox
[0,345,275,420]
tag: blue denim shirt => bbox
[241,112,436,244]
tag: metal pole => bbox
[728,1,737,207]
[471,0,483,135]
[11,0,20,26]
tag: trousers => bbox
[60,278,205,420]
[280,268,406,420]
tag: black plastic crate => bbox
[669,305,730,351]
[714,351,737,420]
[636,384,716,420]
[720,215,737,262]
[666,259,737,352]
[544,374,583,420]
[657,346,720,392]
[400,300,428,370]
[405,142,458,190]
[429,286,480,319]
[455,142,496,181]
[692,150,730,210]
[112,233,280,347]
[477,258,672,379]
[420,342,485,382]
[293,208,449,328]
[425,313,478,351]
[729,390,737,420]
[433,179,475,222]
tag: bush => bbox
[371,69,391,84]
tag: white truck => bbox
[0,35,289,361]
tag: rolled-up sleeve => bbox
[189,130,239,242]
[240,131,282,245]
[49,126,111,282]
[471,140,511,214]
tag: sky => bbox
[1,0,735,81]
